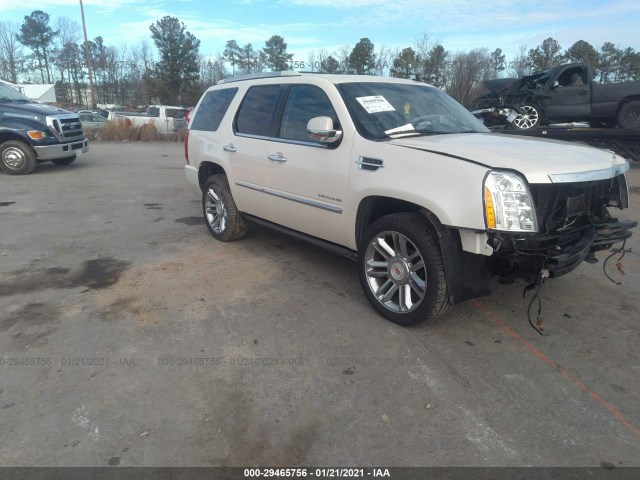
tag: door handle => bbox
[268,153,287,162]
[223,144,236,152]
[579,90,588,96]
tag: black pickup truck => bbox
[474,64,640,130]
[0,83,88,175]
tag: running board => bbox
[244,214,358,261]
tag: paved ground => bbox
[0,142,639,467]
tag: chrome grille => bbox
[58,116,84,140]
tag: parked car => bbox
[474,63,640,129]
[1,82,88,175]
[79,112,109,134]
[111,105,189,134]
[184,72,634,326]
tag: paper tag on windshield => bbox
[356,96,396,114]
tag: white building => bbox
[0,79,57,103]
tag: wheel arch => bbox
[198,161,226,191]
[0,131,32,146]
[355,195,491,305]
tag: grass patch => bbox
[94,120,186,143]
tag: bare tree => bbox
[336,44,351,73]
[374,44,392,76]
[446,48,490,107]
[507,44,531,77]
[199,52,227,89]
[307,49,317,72]
[0,21,24,83]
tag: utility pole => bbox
[79,0,97,108]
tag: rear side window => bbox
[235,85,281,137]
[191,88,238,132]
[166,108,189,118]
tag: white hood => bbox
[391,133,629,184]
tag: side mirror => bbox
[552,80,560,89]
[307,116,342,143]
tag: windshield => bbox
[0,83,32,102]
[336,81,489,140]
[523,68,555,90]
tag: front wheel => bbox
[202,174,248,241]
[51,154,77,165]
[512,103,541,130]
[0,140,37,175]
[617,100,640,130]
[358,213,449,326]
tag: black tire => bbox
[616,100,640,130]
[51,154,77,166]
[358,212,449,326]
[512,103,542,130]
[202,174,248,241]
[0,140,37,175]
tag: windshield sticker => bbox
[356,96,396,114]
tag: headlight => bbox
[484,171,538,232]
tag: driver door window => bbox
[279,85,339,143]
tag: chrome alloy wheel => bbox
[2,147,26,170]
[204,185,227,234]
[364,230,427,313]
[513,105,539,129]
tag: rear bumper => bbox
[34,138,89,160]
[185,165,199,191]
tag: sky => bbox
[1,0,639,67]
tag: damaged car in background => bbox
[473,63,640,130]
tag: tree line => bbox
[1,10,639,109]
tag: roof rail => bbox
[218,71,302,85]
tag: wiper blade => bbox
[384,123,415,136]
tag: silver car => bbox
[79,112,108,134]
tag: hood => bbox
[0,101,75,116]
[390,133,629,184]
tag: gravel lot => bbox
[0,142,639,467]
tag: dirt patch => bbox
[92,246,272,326]
[1,303,60,348]
[0,257,131,297]
[0,202,16,207]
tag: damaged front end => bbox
[483,166,635,334]
[488,169,635,282]
[472,73,551,127]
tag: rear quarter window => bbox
[191,88,238,132]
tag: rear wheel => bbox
[0,140,37,175]
[512,103,541,130]
[202,174,248,241]
[51,154,77,165]
[358,213,449,326]
[617,100,640,130]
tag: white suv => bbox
[185,72,634,326]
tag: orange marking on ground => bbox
[471,299,640,438]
